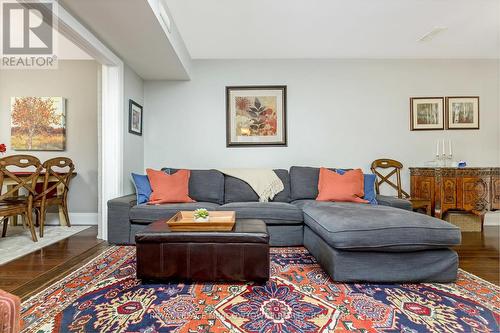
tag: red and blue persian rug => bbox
[21,246,499,332]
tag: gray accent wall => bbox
[144,59,499,193]
[123,64,145,194]
[0,60,99,213]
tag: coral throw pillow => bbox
[146,168,195,204]
[316,168,369,203]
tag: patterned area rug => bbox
[21,246,499,332]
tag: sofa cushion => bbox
[302,202,461,251]
[376,195,412,211]
[291,199,317,209]
[162,168,224,204]
[290,166,375,203]
[337,169,378,205]
[316,168,368,203]
[130,202,220,224]
[218,202,303,224]
[290,166,322,201]
[131,173,152,204]
[147,169,194,204]
[224,169,291,203]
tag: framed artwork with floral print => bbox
[226,86,287,147]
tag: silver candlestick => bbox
[436,153,453,167]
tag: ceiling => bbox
[166,0,500,59]
[60,0,191,79]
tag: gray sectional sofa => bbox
[108,166,461,282]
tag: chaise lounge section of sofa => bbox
[107,166,461,282]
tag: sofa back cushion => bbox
[290,166,324,200]
[162,168,225,204]
[224,169,291,203]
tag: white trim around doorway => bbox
[55,4,124,240]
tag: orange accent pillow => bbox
[146,169,195,204]
[316,168,369,203]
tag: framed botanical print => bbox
[128,99,143,136]
[446,96,479,130]
[410,97,444,131]
[226,86,287,147]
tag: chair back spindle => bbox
[0,155,42,202]
[36,157,75,204]
[370,158,409,199]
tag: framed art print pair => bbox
[410,96,479,131]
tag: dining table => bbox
[3,172,77,226]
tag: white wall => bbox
[123,64,145,194]
[0,60,99,213]
[144,59,499,193]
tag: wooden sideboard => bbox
[410,167,500,224]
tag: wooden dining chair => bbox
[35,157,74,237]
[0,155,42,242]
[371,158,432,215]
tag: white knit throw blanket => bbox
[217,169,284,202]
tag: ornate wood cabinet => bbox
[410,167,500,224]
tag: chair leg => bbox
[39,207,46,238]
[25,212,38,242]
[34,210,40,227]
[62,204,71,227]
[21,214,28,230]
[1,217,8,237]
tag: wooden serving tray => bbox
[166,211,236,231]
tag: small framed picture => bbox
[226,85,287,147]
[446,96,479,130]
[410,97,444,131]
[128,99,143,136]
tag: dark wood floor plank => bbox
[0,226,105,293]
[14,242,110,301]
[454,226,499,285]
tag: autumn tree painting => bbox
[11,97,66,150]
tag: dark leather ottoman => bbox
[135,219,269,282]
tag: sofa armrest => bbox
[107,194,137,244]
[376,195,412,211]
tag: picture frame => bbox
[11,96,66,151]
[226,85,287,147]
[446,96,479,130]
[410,97,444,131]
[128,99,143,136]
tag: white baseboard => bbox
[484,212,500,226]
[44,212,98,226]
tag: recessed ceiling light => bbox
[159,0,172,33]
[418,27,448,42]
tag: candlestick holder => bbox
[435,154,453,167]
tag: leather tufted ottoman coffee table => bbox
[135,219,269,282]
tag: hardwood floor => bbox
[454,226,499,285]
[0,226,107,300]
[0,226,498,301]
